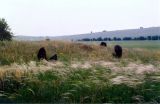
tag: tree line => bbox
[78,35,160,41]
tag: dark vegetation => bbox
[79,35,160,41]
[0,18,13,41]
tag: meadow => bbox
[0,40,160,103]
[82,40,160,50]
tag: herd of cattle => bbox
[37,42,122,61]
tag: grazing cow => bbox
[49,54,58,61]
[100,42,107,47]
[112,45,122,58]
[37,47,47,60]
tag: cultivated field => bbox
[0,40,160,103]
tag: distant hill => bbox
[14,27,160,41]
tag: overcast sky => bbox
[0,0,160,36]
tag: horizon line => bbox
[14,26,160,37]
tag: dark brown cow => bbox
[100,42,107,47]
[37,47,47,60]
[49,54,58,61]
[112,45,122,58]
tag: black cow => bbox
[112,45,122,58]
[100,42,107,47]
[49,54,58,61]
[37,47,47,60]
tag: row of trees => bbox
[78,35,160,41]
[0,18,13,41]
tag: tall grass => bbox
[0,40,160,103]
[0,41,160,65]
[0,66,160,103]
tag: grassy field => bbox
[82,40,160,50]
[109,40,160,50]
[0,40,160,103]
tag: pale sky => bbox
[0,0,160,36]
